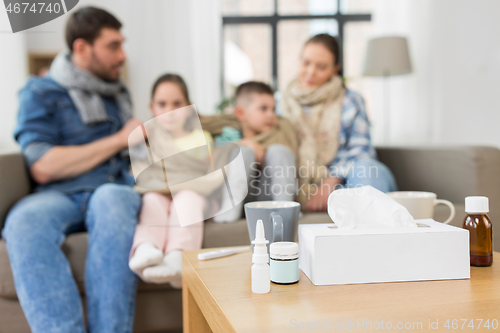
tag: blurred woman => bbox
[281,34,397,212]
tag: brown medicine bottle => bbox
[463,196,493,266]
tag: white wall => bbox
[0,6,27,153]
[0,0,221,152]
[371,0,500,148]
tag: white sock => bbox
[142,250,183,285]
[129,242,164,275]
[166,250,183,289]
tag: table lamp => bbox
[363,36,412,143]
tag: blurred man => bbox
[2,7,142,333]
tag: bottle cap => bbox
[465,196,489,213]
[251,220,269,246]
[252,220,269,264]
[270,242,299,259]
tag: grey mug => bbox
[244,201,301,251]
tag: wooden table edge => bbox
[182,250,238,333]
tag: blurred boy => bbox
[213,81,297,222]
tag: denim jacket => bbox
[14,75,134,193]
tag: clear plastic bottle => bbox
[463,196,493,267]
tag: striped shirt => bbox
[327,89,377,178]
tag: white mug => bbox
[387,191,456,224]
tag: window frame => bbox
[221,0,371,96]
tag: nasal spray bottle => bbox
[251,219,270,294]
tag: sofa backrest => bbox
[0,153,31,232]
[377,146,500,205]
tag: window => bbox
[222,0,372,98]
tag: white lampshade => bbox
[363,36,412,77]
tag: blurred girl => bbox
[128,74,214,287]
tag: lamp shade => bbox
[363,36,412,77]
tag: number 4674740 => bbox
[444,319,498,330]
[6,2,62,14]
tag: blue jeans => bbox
[343,158,398,192]
[1,184,141,333]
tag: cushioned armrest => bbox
[0,153,31,233]
[376,146,500,204]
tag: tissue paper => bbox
[327,185,417,229]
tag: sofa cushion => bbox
[0,240,15,298]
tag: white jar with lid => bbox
[269,242,299,284]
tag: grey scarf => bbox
[50,50,132,124]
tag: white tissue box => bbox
[299,219,470,285]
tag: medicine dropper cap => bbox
[465,196,489,214]
[251,220,269,264]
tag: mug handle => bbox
[271,212,283,242]
[434,199,456,224]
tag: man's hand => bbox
[306,177,342,212]
[115,118,144,148]
[239,139,265,164]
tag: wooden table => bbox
[182,247,500,332]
